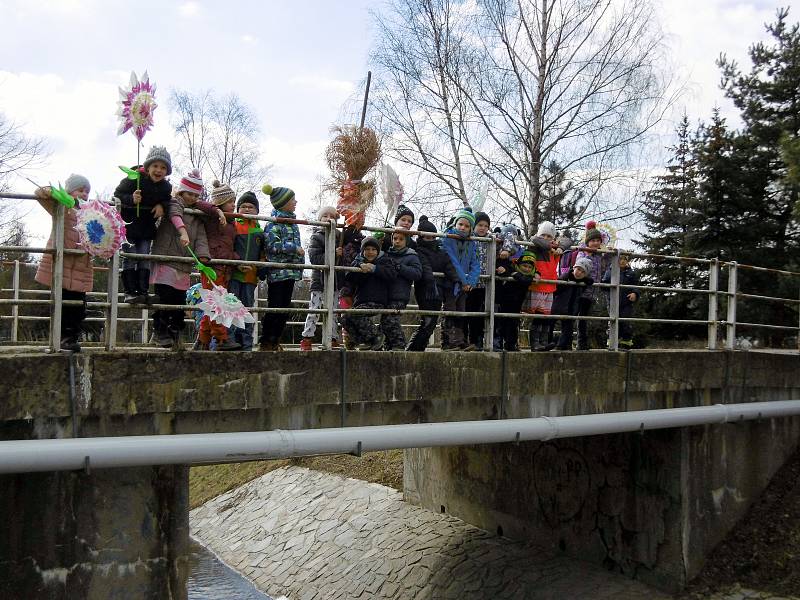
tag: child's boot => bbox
[122,269,144,304]
[139,269,158,304]
[217,338,242,351]
[299,337,314,351]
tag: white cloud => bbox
[288,75,355,95]
[241,34,258,45]
[178,1,200,17]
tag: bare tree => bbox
[0,112,48,192]
[370,0,678,234]
[169,90,270,191]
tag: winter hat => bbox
[262,183,295,210]
[516,251,536,270]
[536,221,556,239]
[361,236,381,252]
[394,204,415,225]
[176,168,203,196]
[143,145,172,175]
[210,180,236,207]
[584,220,602,243]
[474,211,490,227]
[65,174,90,194]
[417,215,437,234]
[574,256,593,276]
[453,207,476,231]
[236,190,259,213]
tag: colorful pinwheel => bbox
[196,284,256,328]
[74,198,127,259]
[117,71,157,141]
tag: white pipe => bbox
[1,401,799,474]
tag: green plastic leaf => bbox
[186,246,217,281]
[118,165,141,181]
[50,186,76,208]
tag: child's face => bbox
[540,233,554,242]
[619,256,630,269]
[391,232,407,249]
[318,208,338,223]
[518,262,534,274]
[574,266,587,279]
[180,191,200,205]
[70,187,89,201]
[420,233,437,242]
[455,218,472,235]
[587,237,602,249]
[363,246,378,261]
[221,200,235,214]
[284,197,298,213]
[396,215,414,229]
[146,161,169,182]
[238,202,258,215]
[474,221,490,236]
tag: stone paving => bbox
[191,466,674,599]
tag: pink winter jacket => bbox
[34,188,94,293]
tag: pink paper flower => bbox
[117,71,157,142]
[74,199,127,259]
[196,284,256,328]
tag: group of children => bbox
[35,145,639,352]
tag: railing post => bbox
[105,200,121,351]
[608,249,620,351]
[322,220,337,350]
[140,307,148,344]
[253,283,261,345]
[49,202,65,352]
[707,259,719,350]
[484,236,497,352]
[725,261,737,350]
[11,259,20,343]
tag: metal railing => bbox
[1,191,799,353]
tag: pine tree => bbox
[537,161,587,232]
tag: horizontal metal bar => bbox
[0,401,798,473]
[736,292,800,305]
[735,321,800,332]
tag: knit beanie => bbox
[536,221,556,239]
[474,211,490,227]
[262,183,295,210]
[516,251,536,270]
[143,145,172,175]
[176,168,203,195]
[65,174,90,194]
[237,191,259,213]
[584,220,602,243]
[361,236,381,252]
[417,215,437,234]
[394,204,415,225]
[453,207,476,231]
[210,180,236,207]
[574,256,593,276]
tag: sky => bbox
[0,0,785,243]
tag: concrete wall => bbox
[1,350,799,597]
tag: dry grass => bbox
[324,125,381,182]
[189,449,404,509]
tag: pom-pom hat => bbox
[262,183,295,210]
[584,220,602,243]
[417,215,437,234]
[210,180,236,207]
[177,169,203,195]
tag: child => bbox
[525,221,563,351]
[406,216,458,351]
[574,221,605,350]
[343,237,396,350]
[553,256,595,350]
[301,206,342,351]
[384,230,422,350]
[337,227,365,350]
[229,191,266,351]
[197,180,241,351]
[464,211,491,348]
[115,145,172,304]
[493,251,537,351]
[34,175,93,352]
[149,169,213,349]
[442,207,480,351]
[381,204,416,251]
[259,184,304,352]
[601,252,640,350]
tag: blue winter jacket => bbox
[442,228,480,295]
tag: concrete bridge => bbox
[1,349,799,599]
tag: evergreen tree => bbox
[537,161,587,232]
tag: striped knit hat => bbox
[176,169,203,195]
[210,180,236,207]
[262,183,295,210]
[453,206,476,231]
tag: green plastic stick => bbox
[186,246,217,281]
[49,186,76,209]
